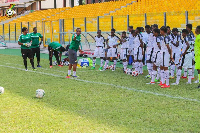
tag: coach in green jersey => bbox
[66,28,82,78]
[48,42,66,68]
[18,27,36,71]
[30,27,43,67]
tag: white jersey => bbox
[133,33,143,48]
[170,34,182,53]
[141,32,148,44]
[153,36,161,52]
[107,35,119,47]
[147,32,154,48]
[182,36,193,53]
[121,37,129,49]
[160,35,170,53]
[95,35,104,47]
[128,33,134,48]
[187,31,195,44]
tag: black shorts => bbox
[32,47,40,57]
[21,49,33,59]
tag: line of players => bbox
[91,24,198,88]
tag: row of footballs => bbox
[104,65,139,76]
[0,87,45,98]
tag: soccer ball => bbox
[132,71,139,77]
[36,89,45,98]
[125,68,132,75]
[109,65,114,70]
[82,63,89,67]
[6,9,14,17]
[64,61,69,66]
[0,86,4,94]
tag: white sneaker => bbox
[194,80,199,83]
[171,82,178,85]
[100,69,106,71]
[25,69,28,71]
[112,68,116,71]
[186,82,192,84]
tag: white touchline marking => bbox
[0,64,199,103]
[5,63,87,73]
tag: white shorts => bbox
[146,47,154,62]
[152,51,162,67]
[180,52,193,69]
[93,46,104,57]
[134,47,143,61]
[107,48,117,57]
[172,52,181,65]
[128,48,134,56]
[120,48,128,60]
[160,51,170,67]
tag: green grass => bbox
[0,49,200,132]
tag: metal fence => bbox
[0,10,200,50]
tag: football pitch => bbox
[0,49,200,132]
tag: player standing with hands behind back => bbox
[30,27,43,67]
[66,28,82,78]
[18,27,36,71]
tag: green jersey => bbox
[18,33,31,49]
[69,34,81,52]
[30,32,43,48]
[195,34,200,56]
[49,42,62,51]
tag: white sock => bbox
[184,68,187,77]
[93,59,96,67]
[188,69,192,83]
[113,60,117,69]
[104,60,109,69]
[165,70,169,86]
[123,61,128,70]
[176,69,182,84]
[134,62,139,72]
[192,65,195,78]
[161,70,165,84]
[139,62,143,74]
[156,67,160,80]
[132,62,135,69]
[73,71,76,76]
[100,59,104,67]
[147,63,152,76]
[151,70,157,83]
[68,70,71,76]
[123,62,126,71]
[170,65,175,77]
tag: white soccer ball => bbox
[0,86,4,94]
[82,63,89,67]
[64,61,69,66]
[132,71,139,77]
[36,89,45,98]
[125,68,132,75]
[109,65,114,70]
